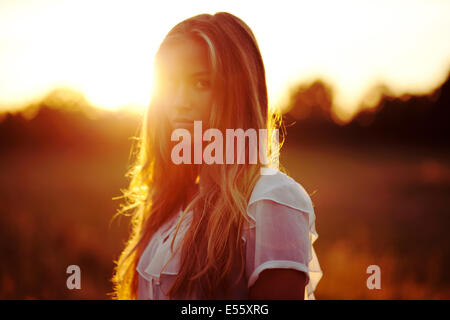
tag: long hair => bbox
[110,12,284,299]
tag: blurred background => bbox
[0,0,449,299]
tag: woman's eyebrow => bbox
[190,71,211,77]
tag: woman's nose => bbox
[173,83,191,112]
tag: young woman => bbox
[111,12,322,300]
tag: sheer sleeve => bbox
[244,171,323,300]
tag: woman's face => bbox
[157,37,213,133]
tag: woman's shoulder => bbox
[247,168,315,216]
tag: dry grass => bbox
[0,138,449,299]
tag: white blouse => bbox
[136,169,323,300]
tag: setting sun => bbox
[0,0,449,121]
[1,1,449,302]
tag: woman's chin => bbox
[172,121,194,131]
[171,123,195,139]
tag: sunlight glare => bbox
[0,0,449,122]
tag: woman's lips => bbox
[173,119,194,127]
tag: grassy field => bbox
[0,135,449,299]
[282,140,450,299]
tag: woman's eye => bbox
[194,79,210,90]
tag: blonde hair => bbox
[110,12,284,299]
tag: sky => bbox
[0,0,449,121]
